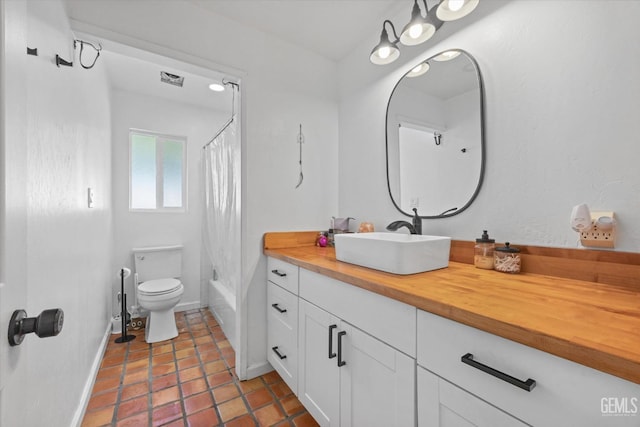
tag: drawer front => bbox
[267,281,298,333]
[267,282,298,394]
[268,257,299,294]
[300,268,416,357]
[417,310,640,427]
[267,320,298,394]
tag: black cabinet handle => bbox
[271,269,287,277]
[461,353,536,392]
[272,346,287,360]
[328,324,337,359]
[337,331,347,367]
[271,303,287,313]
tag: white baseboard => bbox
[71,322,111,427]
[176,300,201,312]
[244,361,273,381]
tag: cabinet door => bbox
[298,299,340,427]
[340,323,415,427]
[418,367,528,427]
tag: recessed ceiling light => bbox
[209,83,225,92]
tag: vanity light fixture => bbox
[370,0,479,65]
[369,20,401,65]
[406,62,430,77]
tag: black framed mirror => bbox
[385,49,485,218]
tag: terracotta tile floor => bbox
[82,309,319,427]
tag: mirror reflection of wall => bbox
[386,49,484,218]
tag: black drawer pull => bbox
[272,346,287,360]
[328,324,337,359]
[461,353,536,392]
[271,303,287,313]
[337,331,347,367]
[271,269,287,277]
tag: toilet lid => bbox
[139,278,182,294]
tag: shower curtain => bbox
[202,117,240,297]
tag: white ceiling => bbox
[101,48,235,113]
[190,0,408,62]
[90,0,413,112]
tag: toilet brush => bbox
[115,268,136,344]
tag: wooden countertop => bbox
[264,242,640,385]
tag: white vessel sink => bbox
[334,232,451,275]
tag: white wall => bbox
[1,0,113,425]
[111,89,229,312]
[65,0,340,378]
[338,0,640,251]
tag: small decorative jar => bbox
[494,242,521,274]
[358,222,374,233]
[474,230,495,269]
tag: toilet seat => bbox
[138,278,182,296]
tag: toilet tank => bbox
[133,245,183,283]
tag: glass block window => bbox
[130,130,186,211]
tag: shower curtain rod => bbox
[203,80,238,150]
[203,116,235,149]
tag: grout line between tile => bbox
[84,309,317,427]
[200,310,237,426]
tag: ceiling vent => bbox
[160,71,184,87]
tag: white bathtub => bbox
[208,279,236,349]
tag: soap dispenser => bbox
[474,230,495,269]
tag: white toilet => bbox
[133,245,184,343]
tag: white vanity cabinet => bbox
[417,309,640,427]
[267,255,640,427]
[267,259,416,427]
[298,295,415,427]
[266,258,300,394]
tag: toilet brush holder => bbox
[115,268,135,344]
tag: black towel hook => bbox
[55,54,73,67]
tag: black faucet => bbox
[412,208,422,235]
[386,208,422,235]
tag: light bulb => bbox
[378,46,390,59]
[412,64,424,73]
[409,24,423,39]
[209,83,225,92]
[448,0,465,11]
[437,0,477,21]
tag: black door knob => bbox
[8,308,64,346]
